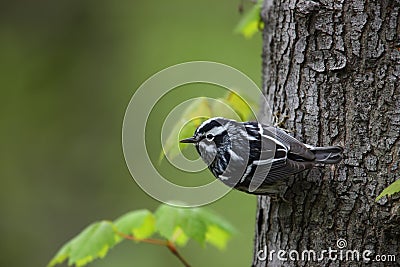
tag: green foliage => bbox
[48,204,237,267]
[160,91,257,162]
[376,179,400,201]
[235,0,264,38]
[155,205,236,248]
[48,221,117,267]
[205,225,230,250]
[114,209,155,240]
[159,97,212,163]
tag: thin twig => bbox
[167,241,191,267]
[117,232,167,246]
[116,231,191,267]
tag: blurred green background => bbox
[0,1,263,266]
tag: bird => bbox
[180,117,343,195]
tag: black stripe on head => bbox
[196,119,223,134]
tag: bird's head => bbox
[180,118,231,165]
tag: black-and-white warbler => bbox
[180,117,343,195]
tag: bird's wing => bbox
[247,125,315,193]
[246,125,288,192]
[257,129,287,168]
[264,126,316,162]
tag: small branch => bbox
[116,231,191,267]
[167,241,191,267]
[117,232,167,246]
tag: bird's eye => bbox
[206,134,214,141]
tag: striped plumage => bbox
[180,117,343,195]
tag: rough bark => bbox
[253,0,400,266]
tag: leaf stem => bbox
[117,232,167,246]
[167,241,191,267]
[116,232,191,267]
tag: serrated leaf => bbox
[48,221,117,267]
[179,209,208,245]
[155,205,209,246]
[70,221,116,266]
[48,241,71,267]
[155,205,236,249]
[49,205,238,267]
[376,179,400,201]
[234,0,263,38]
[159,98,212,163]
[155,205,184,240]
[114,210,155,240]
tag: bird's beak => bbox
[179,137,197,143]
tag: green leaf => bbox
[155,205,211,246]
[181,217,207,245]
[219,91,256,121]
[48,241,71,267]
[376,179,400,201]
[155,205,237,249]
[234,0,263,38]
[179,209,208,245]
[155,204,185,240]
[70,221,117,267]
[159,97,212,163]
[114,210,155,240]
[171,227,189,246]
[196,208,237,235]
[48,221,117,267]
[49,205,238,267]
[205,225,231,250]
[197,208,237,250]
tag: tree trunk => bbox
[253,0,400,266]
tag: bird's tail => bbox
[310,146,343,164]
